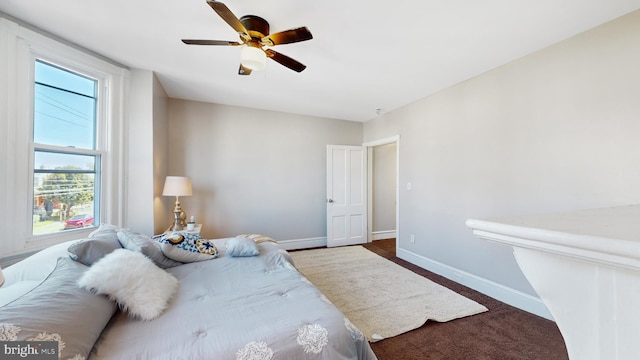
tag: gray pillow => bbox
[67,237,122,266]
[117,230,183,268]
[226,236,260,257]
[0,257,117,360]
[88,223,123,240]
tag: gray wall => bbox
[167,99,363,240]
[364,10,640,296]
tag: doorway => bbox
[325,136,399,249]
[364,135,399,248]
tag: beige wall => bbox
[152,74,170,234]
[126,69,155,234]
[167,99,363,240]
[372,143,397,233]
[364,10,640,296]
[126,70,170,235]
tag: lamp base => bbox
[171,210,183,231]
[169,196,189,232]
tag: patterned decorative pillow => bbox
[154,232,219,263]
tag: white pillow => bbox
[236,234,277,244]
[78,249,178,321]
[0,281,42,307]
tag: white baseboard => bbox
[397,247,554,321]
[280,233,395,249]
[278,237,327,250]
[371,230,397,241]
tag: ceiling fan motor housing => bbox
[239,15,270,39]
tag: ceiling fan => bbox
[182,0,313,75]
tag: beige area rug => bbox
[290,246,488,342]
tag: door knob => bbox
[327,199,334,203]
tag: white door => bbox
[326,145,367,247]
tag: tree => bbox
[38,166,94,218]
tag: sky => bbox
[33,59,97,170]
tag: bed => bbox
[0,226,377,360]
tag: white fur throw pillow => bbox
[78,249,178,321]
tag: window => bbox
[32,60,101,235]
[0,17,127,258]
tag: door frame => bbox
[363,135,400,250]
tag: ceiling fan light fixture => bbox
[240,46,266,71]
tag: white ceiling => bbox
[1,0,639,122]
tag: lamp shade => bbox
[240,46,267,71]
[162,176,192,197]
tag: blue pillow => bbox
[226,236,259,257]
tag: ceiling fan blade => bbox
[265,49,307,73]
[182,39,242,46]
[262,27,313,46]
[238,64,252,75]
[207,1,250,41]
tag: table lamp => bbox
[162,176,192,231]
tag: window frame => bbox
[0,17,128,260]
[30,58,104,238]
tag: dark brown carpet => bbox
[359,239,568,360]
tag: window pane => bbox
[34,151,95,171]
[35,60,95,97]
[34,61,97,149]
[33,172,95,234]
[33,151,96,235]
